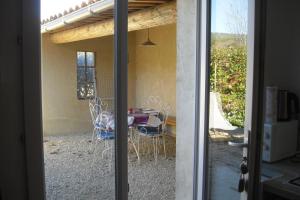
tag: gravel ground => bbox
[44,133,176,200]
[44,132,242,200]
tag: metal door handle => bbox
[228,130,250,148]
[228,141,248,148]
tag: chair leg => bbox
[156,137,159,163]
[109,140,113,171]
[156,137,158,163]
[152,137,156,162]
[153,137,159,164]
[163,135,167,159]
[89,129,97,153]
[130,136,140,162]
[137,133,140,160]
[102,140,106,159]
[157,137,159,159]
[147,138,151,155]
[102,140,110,159]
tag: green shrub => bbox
[210,47,246,127]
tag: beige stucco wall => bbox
[42,33,136,135]
[135,24,177,116]
[42,24,175,135]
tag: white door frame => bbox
[193,0,211,199]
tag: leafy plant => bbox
[210,46,246,127]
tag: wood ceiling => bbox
[50,1,176,43]
[48,0,174,34]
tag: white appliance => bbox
[263,120,298,162]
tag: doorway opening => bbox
[41,0,177,199]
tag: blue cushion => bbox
[137,126,160,135]
[95,123,102,129]
[96,130,115,140]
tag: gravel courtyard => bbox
[44,133,176,200]
[44,131,242,200]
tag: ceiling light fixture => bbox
[142,28,156,46]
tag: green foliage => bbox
[210,46,246,127]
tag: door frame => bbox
[193,0,211,199]
[22,0,45,199]
[22,0,266,199]
[193,0,266,199]
[246,0,266,199]
[114,0,129,199]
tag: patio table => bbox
[98,109,158,130]
[128,113,149,125]
[97,108,159,161]
[128,108,159,124]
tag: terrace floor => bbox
[44,133,176,200]
[44,131,242,200]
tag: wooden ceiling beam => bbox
[50,1,176,44]
[131,0,168,3]
[129,4,158,7]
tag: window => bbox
[77,51,96,99]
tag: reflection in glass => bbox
[86,68,95,82]
[77,83,86,99]
[86,83,96,98]
[77,67,85,82]
[77,51,85,66]
[86,52,95,66]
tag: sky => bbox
[41,0,84,20]
[41,0,248,34]
[211,0,248,33]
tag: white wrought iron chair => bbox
[88,100,114,158]
[136,104,170,163]
[89,101,101,151]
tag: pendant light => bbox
[142,28,156,46]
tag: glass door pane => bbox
[41,1,116,199]
[125,0,202,199]
[207,0,248,199]
[126,1,176,199]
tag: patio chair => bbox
[89,97,109,111]
[89,102,101,149]
[89,97,111,139]
[88,101,115,157]
[136,106,169,163]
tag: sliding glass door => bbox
[22,0,263,199]
[195,0,263,199]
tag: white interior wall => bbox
[264,0,300,95]
[264,0,300,148]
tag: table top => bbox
[262,159,300,199]
[100,108,177,135]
